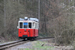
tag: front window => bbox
[19,22,32,28]
[29,22,32,28]
[20,22,23,28]
[23,22,28,28]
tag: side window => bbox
[33,22,38,29]
[36,23,38,29]
[33,22,34,26]
[20,22,23,28]
[29,23,32,28]
[33,22,35,28]
[35,23,37,29]
[37,23,39,28]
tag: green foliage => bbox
[33,41,54,50]
[18,41,54,50]
[19,48,32,50]
[25,48,32,50]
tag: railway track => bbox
[0,37,54,50]
[0,40,26,50]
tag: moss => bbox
[18,48,32,50]
[32,41,54,50]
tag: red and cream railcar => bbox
[17,17,39,40]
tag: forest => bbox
[0,0,75,48]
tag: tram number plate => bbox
[24,32,27,34]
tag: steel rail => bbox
[0,39,24,50]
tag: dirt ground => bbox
[6,39,74,50]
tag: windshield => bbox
[23,22,28,28]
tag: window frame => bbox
[18,21,23,29]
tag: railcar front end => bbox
[17,17,39,40]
